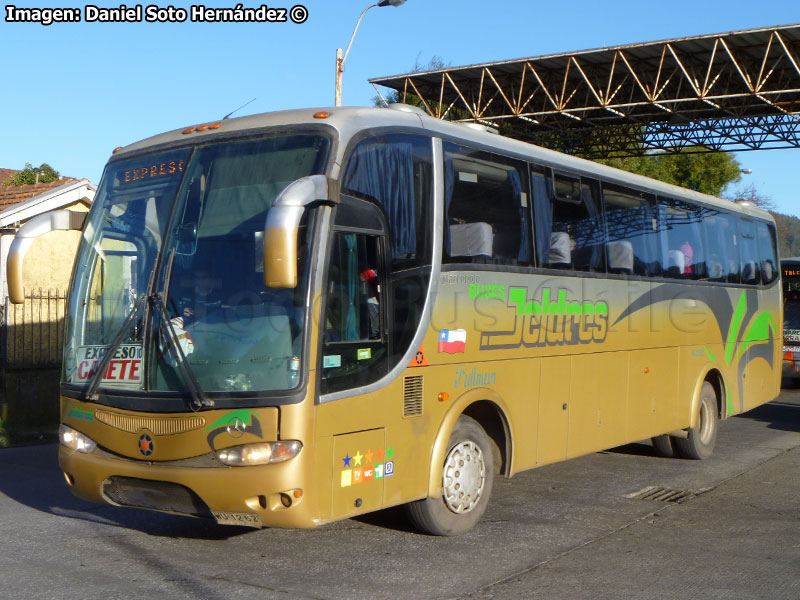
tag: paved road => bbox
[1,389,798,600]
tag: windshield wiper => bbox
[83,291,213,411]
[85,294,147,401]
[151,293,214,411]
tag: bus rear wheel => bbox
[673,381,718,460]
[651,434,675,458]
[405,415,494,536]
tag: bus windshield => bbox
[63,132,330,399]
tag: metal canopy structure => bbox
[370,24,800,158]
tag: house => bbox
[0,178,96,300]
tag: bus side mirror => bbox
[6,210,87,304]
[264,175,337,289]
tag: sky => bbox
[1,0,799,215]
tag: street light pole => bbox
[335,0,406,107]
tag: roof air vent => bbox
[387,103,428,115]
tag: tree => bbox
[373,55,449,109]
[597,149,743,197]
[723,182,775,211]
[5,163,60,186]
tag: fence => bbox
[2,289,67,368]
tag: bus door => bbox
[319,194,392,518]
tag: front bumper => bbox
[59,445,317,529]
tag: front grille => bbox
[103,476,212,518]
[95,411,205,435]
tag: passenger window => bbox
[342,134,433,269]
[702,212,740,283]
[531,168,605,271]
[443,144,531,265]
[603,184,660,276]
[659,198,706,279]
[756,221,778,284]
[321,232,388,394]
[739,218,760,285]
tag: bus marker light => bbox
[313,111,330,119]
[209,122,222,129]
[182,127,196,134]
[438,392,450,402]
[293,489,303,499]
[644,367,651,374]
[112,146,123,154]
[196,124,209,131]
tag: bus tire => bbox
[406,415,494,536]
[673,382,718,460]
[651,434,675,458]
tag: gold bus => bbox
[7,105,782,535]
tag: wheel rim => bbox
[697,396,714,445]
[442,440,486,514]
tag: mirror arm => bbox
[264,175,338,289]
[6,210,87,304]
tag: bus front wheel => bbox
[673,381,718,460]
[406,415,494,536]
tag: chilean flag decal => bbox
[438,329,467,354]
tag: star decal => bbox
[375,447,384,462]
[385,445,394,460]
[365,449,374,464]
[353,450,363,466]
[342,453,351,468]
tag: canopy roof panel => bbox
[370,24,800,157]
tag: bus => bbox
[782,259,800,382]
[6,105,782,535]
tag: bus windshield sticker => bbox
[323,355,341,368]
[357,348,371,361]
[75,344,143,387]
[438,329,467,353]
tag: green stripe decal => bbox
[736,312,777,360]
[725,292,747,366]
[205,409,257,432]
[703,345,717,362]
[725,382,733,416]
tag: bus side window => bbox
[658,197,705,279]
[739,218,760,285]
[530,169,605,272]
[341,133,434,376]
[321,232,388,395]
[602,184,660,276]
[702,212,740,283]
[756,221,778,284]
[443,144,531,266]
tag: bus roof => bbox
[113,105,773,222]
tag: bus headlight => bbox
[216,441,302,466]
[59,424,97,453]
